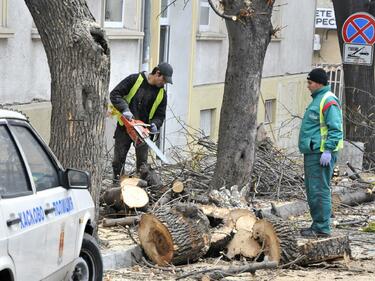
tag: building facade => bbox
[0,0,317,155]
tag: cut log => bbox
[252,219,281,263]
[226,229,262,259]
[102,187,125,211]
[138,204,211,266]
[120,176,148,188]
[270,200,309,219]
[332,189,375,207]
[197,204,231,220]
[235,215,257,232]
[299,235,351,264]
[258,214,300,264]
[206,225,234,256]
[171,180,184,193]
[121,184,149,208]
[102,216,139,227]
[225,209,255,229]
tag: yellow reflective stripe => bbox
[149,88,164,120]
[319,91,343,152]
[108,104,124,126]
[109,73,165,126]
[125,74,144,104]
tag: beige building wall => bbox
[190,75,311,153]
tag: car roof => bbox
[0,109,28,121]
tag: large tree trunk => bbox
[25,0,110,222]
[332,0,375,166]
[211,0,274,190]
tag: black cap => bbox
[307,68,328,85]
[157,62,173,84]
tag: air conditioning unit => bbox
[313,34,321,51]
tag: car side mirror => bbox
[65,169,90,189]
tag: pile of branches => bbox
[157,135,305,201]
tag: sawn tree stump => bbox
[138,204,211,266]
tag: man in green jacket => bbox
[298,68,343,237]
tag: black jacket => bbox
[110,72,167,128]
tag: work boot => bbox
[300,228,331,238]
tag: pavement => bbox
[102,245,143,270]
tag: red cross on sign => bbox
[342,12,375,45]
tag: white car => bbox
[0,109,103,281]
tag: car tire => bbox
[79,233,103,281]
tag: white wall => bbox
[163,0,194,148]
[263,0,316,77]
[0,0,50,104]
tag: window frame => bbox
[104,0,125,28]
[7,120,63,192]
[264,99,276,124]
[160,0,170,26]
[199,0,211,32]
[0,121,33,198]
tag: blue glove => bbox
[320,151,332,166]
[149,123,157,133]
[122,110,133,121]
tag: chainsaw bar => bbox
[133,125,170,164]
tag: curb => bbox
[102,245,143,270]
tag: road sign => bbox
[342,12,375,45]
[343,43,373,65]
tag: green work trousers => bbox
[304,152,337,234]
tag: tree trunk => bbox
[24,0,110,223]
[138,204,211,266]
[299,235,351,264]
[211,0,274,190]
[332,0,375,166]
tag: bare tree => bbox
[209,0,275,190]
[25,0,110,218]
[332,0,375,165]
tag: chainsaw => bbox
[119,115,170,164]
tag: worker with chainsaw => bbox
[110,62,173,182]
[298,68,343,238]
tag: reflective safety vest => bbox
[109,74,164,126]
[319,91,344,152]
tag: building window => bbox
[0,0,7,27]
[199,0,210,31]
[160,0,169,25]
[264,99,276,124]
[200,109,215,137]
[104,0,124,28]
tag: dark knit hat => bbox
[307,68,328,85]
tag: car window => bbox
[10,125,60,191]
[0,125,31,196]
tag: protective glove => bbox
[320,151,332,166]
[122,110,133,121]
[149,123,158,133]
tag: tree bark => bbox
[24,0,110,224]
[138,204,211,266]
[211,0,274,191]
[332,0,375,165]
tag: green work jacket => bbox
[298,85,343,154]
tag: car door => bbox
[9,122,79,278]
[0,122,47,281]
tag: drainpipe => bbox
[142,0,151,72]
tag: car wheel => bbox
[76,233,103,281]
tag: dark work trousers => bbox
[303,152,337,234]
[112,125,148,180]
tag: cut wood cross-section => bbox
[138,204,211,266]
